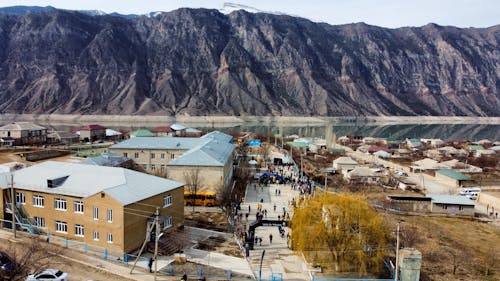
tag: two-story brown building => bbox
[79,124,106,142]
[109,131,234,192]
[0,122,47,145]
[0,161,184,253]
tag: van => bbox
[459,187,481,195]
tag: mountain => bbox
[0,8,498,116]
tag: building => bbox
[0,161,184,253]
[79,125,106,142]
[152,126,175,137]
[387,196,432,212]
[47,131,80,145]
[109,131,234,191]
[435,169,473,188]
[345,167,383,184]
[130,129,155,138]
[0,122,47,145]
[427,194,475,216]
[332,157,358,172]
[387,194,475,215]
[82,152,132,168]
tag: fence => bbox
[0,218,254,280]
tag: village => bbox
[0,121,498,281]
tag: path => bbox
[243,180,310,281]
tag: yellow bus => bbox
[184,191,217,207]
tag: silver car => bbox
[26,269,68,281]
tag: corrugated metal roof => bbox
[131,129,155,137]
[110,137,206,150]
[82,152,128,167]
[427,194,475,206]
[201,131,233,143]
[0,122,46,131]
[436,169,471,180]
[9,161,183,205]
[168,139,234,167]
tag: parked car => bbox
[26,269,68,281]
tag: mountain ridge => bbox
[0,7,498,116]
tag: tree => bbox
[400,225,423,248]
[291,193,390,273]
[183,169,202,212]
[0,236,62,281]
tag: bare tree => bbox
[183,169,202,212]
[0,237,62,281]
[444,246,468,275]
[400,225,423,248]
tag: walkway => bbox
[243,179,310,281]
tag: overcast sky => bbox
[0,0,498,28]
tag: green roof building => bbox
[130,129,155,138]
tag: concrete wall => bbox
[168,166,224,192]
[431,203,474,216]
[399,248,422,281]
[109,147,188,172]
[390,200,431,212]
[22,150,70,161]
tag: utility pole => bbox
[10,174,16,238]
[258,250,265,281]
[130,216,156,274]
[154,207,160,281]
[395,221,401,281]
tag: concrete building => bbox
[79,124,106,142]
[435,169,473,188]
[345,167,382,184]
[427,194,475,216]
[332,157,358,172]
[0,122,47,145]
[0,161,184,253]
[388,194,475,215]
[109,131,234,191]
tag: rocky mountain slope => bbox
[0,8,498,116]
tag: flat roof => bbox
[388,196,431,202]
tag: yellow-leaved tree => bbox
[291,193,390,273]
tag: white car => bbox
[26,269,68,281]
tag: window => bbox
[16,192,26,205]
[54,198,67,211]
[160,164,165,173]
[163,194,172,208]
[33,195,44,208]
[107,209,113,222]
[442,204,448,210]
[151,164,156,171]
[33,216,45,227]
[134,152,139,159]
[123,153,128,158]
[107,233,113,243]
[161,153,165,159]
[74,224,84,237]
[459,205,464,211]
[142,164,148,170]
[170,153,175,159]
[74,201,84,213]
[164,216,173,229]
[151,153,155,159]
[55,221,68,233]
[93,231,99,241]
[93,207,99,220]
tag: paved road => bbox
[242,181,310,281]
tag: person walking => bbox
[148,257,154,273]
[181,273,188,281]
[269,233,273,244]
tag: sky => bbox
[0,0,498,28]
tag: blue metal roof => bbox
[110,137,206,150]
[427,194,475,206]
